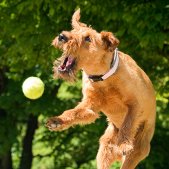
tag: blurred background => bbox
[0,0,169,169]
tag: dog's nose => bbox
[58,34,68,42]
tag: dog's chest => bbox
[83,84,127,127]
[100,88,127,126]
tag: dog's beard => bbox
[53,56,77,82]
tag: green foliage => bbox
[0,0,169,169]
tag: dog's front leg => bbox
[46,101,99,131]
[117,104,141,155]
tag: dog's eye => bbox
[85,36,91,42]
[58,34,68,42]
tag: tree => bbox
[0,0,169,169]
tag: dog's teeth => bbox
[51,124,57,128]
[57,124,61,127]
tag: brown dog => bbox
[46,9,156,169]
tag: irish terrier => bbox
[46,9,156,169]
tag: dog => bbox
[46,9,156,169]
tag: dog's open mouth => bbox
[58,56,75,73]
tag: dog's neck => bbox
[87,48,119,82]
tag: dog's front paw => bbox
[46,117,67,131]
[118,142,133,155]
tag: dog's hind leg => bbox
[120,123,154,169]
[120,144,150,169]
[96,123,121,169]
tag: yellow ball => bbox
[22,77,44,99]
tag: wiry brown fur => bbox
[46,9,156,169]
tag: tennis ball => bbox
[22,77,44,99]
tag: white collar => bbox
[88,48,119,82]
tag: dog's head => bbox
[52,9,119,81]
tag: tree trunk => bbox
[0,150,13,169]
[19,114,38,169]
[0,108,13,169]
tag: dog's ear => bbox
[72,8,87,29]
[101,31,119,51]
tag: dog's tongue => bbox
[58,56,75,72]
[66,57,74,67]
